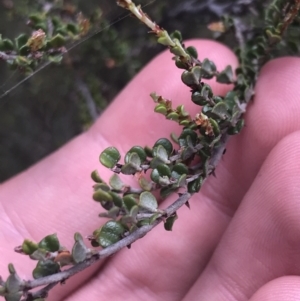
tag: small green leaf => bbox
[137,218,150,227]
[158,176,171,186]
[32,260,60,279]
[15,34,29,49]
[99,147,121,169]
[129,205,139,222]
[93,183,110,191]
[91,170,105,183]
[125,146,147,163]
[31,22,46,32]
[149,157,164,170]
[18,45,30,55]
[176,174,187,187]
[48,54,63,64]
[211,102,230,120]
[93,189,113,202]
[164,212,178,231]
[178,129,197,147]
[38,234,59,252]
[150,92,160,102]
[181,66,202,86]
[109,174,124,190]
[224,91,239,111]
[149,212,161,225]
[265,29,281,44]
[179,120,190,126]
[121,163,139,175]
[139,192,158,212]
[121,153,142,174]
[28,14,44,24]
[123,194,138,212]
[171,163,188,179]
[201,58,216,79]
[150,168,160,183]
[127,152,141,166]
[49,34,66,48]
[108,191,123,208]
[29,249,48,261]
[144,146,153,157]
[209,118,220,136]
[96,221,126,248]
[170,30,182,42]
[153,138,173,155]
[181,146,195,161]
[0,39,14,51]
[74,232,83,242]
[170,133,179,144]
[170,45,185,56]
[139,176,153,191]
[156,164,171,177]
[21,239,38,255]
[99,207,120,219]
[166,112,179,121]
[192,84,213,105]
[154,104,167,115]
[120,215,134,224]
[216,65,234,84]
[228,119,245,135]
[175,58,188,69]
[72,233,88,263]
[186,46,198,59]
[157,36,171,46]
[160,187,177,199]
[6,265,22,294]
[66,23,79,35]
[187,176,203,193]
[153,145,169,162]
[177,105,189,117]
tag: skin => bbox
[1,39,300,301]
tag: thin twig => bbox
[0,51,18,61]
[18,130,230,300]
[75,76,99,122]
[21,193,191,298]
[22,282,58,301]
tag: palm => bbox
[1,40,300,301]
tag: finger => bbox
[66,58,300,301]
[200,56,300,213]
[183,131,300,301]
[249,276,300,301]
[0,39,237,301]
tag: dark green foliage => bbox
[0,0,269,182]
[32,260,60,279]
[164,212,178,231]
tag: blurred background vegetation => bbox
[0,0,264,182]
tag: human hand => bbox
[1,39,300,301]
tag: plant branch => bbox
[75,76,99,122]
[22,282,58,301]
[0,51,18,61]
[16,128,231,300]
[19,193,191,299]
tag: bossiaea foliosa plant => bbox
[1,0,300,300]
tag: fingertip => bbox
[250,276,300,301]
[243,56,300,150]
